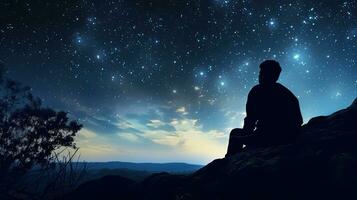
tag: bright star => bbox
[293,54,300,60]
[268,19,277,27]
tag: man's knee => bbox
[226,128,246,157]
[229,128,244,138]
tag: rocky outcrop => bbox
[69,98,357,200]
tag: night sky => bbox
[1,0,356,164]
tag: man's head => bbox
[259,60,282,84]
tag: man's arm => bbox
[243,88,258,132]
[294,97,303,127]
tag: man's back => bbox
[244,83,303,141]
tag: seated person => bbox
[226,60,303,157]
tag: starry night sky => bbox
[1,0,356,164]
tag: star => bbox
[293,54,300,60]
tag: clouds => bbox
[64,91,236,164]
[176,106,188,115]
[75,104,229,164]
[146,119,166,128]
[141,117,228,150]
[78,128,97,139]
[75,128,129,161]
[118,132,140,143]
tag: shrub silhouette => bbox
[0,64,82,197]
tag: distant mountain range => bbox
[78,161,203,173]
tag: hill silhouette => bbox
[79,161,203,172]
[68,98,357,200]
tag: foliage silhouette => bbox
[0,64,83,198]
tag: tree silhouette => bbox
[0,64,82,195]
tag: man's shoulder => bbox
[249,83,297,98]
[248,84,262,95]
[276,83,298,99]
[250,84,263,91]
[275,82,289,90]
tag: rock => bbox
[350,98,357,109]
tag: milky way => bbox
[1,0,356,163]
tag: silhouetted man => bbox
[226,60,303,157]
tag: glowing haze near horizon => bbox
[1,0,356,164]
